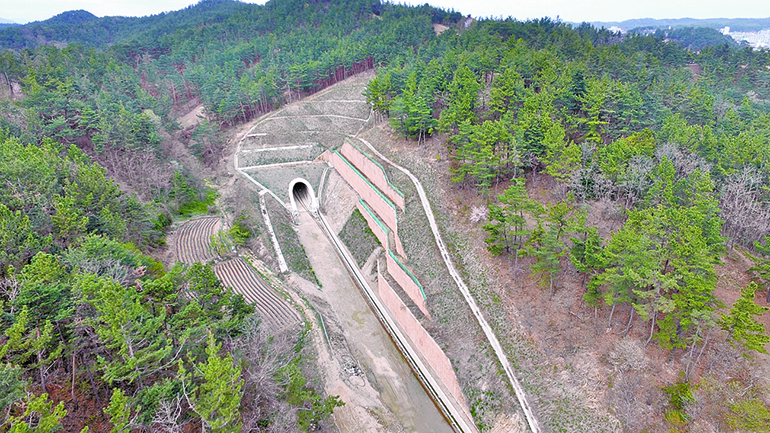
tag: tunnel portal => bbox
[288,178,318,217]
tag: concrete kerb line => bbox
[240,144,317,153]
[317,166,331,207]
[354,108,374,137]
[313,210,478,433]
[258,192,289,274]
[239,160,323,171]
[259,114,369,122]
[353,137,542,433]
[237,168,288,209]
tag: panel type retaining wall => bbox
[356,200,388,250]
[377,268,467,413]
[340,139,405,210]
[386,250,429,318]
[356,199,406,257]
[331,151,399,236]
[356,199,426,316]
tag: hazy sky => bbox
[2,0,769,25]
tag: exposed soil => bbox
[212,73,453,433]
[292,208,453,433]
[433,23,450,35]
[177,102,206,129]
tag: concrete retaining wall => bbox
[356,200,388,251]
[331,151,399,236]
[386,249,429,319]
[377,268,466,412]
[356,199,425,316]
[341,139,405,210]
[356,199,406,258]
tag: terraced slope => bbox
[175,216,221,264]
[214,258,301,329]
[175,217,300,330]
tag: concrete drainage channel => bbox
[299,194,478,433]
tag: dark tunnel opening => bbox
[292,181,310,209]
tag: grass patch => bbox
[266,196,320,285]
[338,208,381,267]
[177,193,215,215]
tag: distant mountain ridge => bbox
[43,10,98,26]
[0,17,17,24]
[0,0,252,49]
[574,17,770,32]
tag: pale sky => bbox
[1,0,769,25]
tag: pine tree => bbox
[483,178,535,259]
[5,393,69,433]
[719,282,770,355]
[179,333,243,433]
[527,223,564,295]
[542,121,580,182]
[569,223,607,290]
[76,273,175,385]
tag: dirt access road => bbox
[294,208,453,433]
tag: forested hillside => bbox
[0,0,460,431]
[365,15,770,432]
[1,0,770,431]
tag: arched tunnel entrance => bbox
[288,178,318,216]
[293,182,310,207]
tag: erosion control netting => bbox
[239,143,326,167]
[241,131,352,150]
[278,100,369,119]
[239,76,371,155]
[256,116,364,137]
[311,80,371,102]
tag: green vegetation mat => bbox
[338,208,381,267]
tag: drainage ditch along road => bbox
[295,189,476,433]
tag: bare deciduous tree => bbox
[235,318,300,432]
[151,397,184,433]
[719,167,770,251]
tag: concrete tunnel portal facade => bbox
[289,178,318,215]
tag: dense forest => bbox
[364,12,770,432]
[1,0,770,431]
